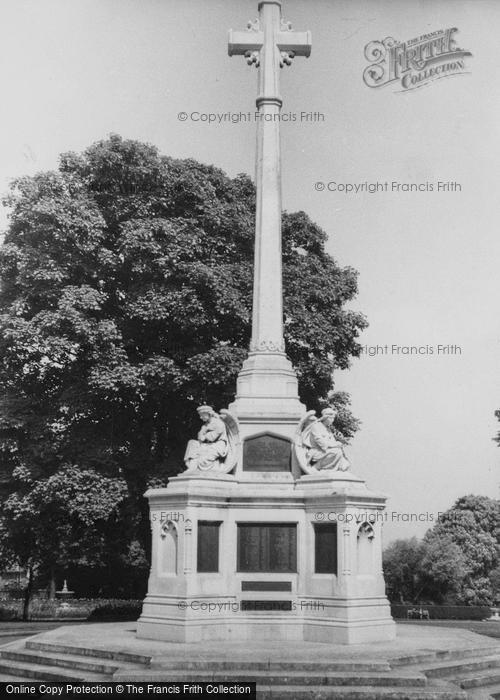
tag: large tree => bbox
[0,464,127,616]
[383,537,425,604]
[0,135,367,595]
[425,495,500,605]
[384,495,500,606]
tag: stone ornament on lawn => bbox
[184,405,240,473]
[295,408,350,474]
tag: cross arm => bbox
[228,30,264,56]
[276,30,312,57]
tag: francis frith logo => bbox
[363,28,472,91]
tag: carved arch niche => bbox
[356,521,375,575]
[160,520,178,575]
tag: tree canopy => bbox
[0,134,367,595]
[425,495,500,605]
[383,495,500,606]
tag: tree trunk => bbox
[22,565,34,621]
[48,567,56,600]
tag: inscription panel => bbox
[237,523,297,573]
[243,434,291,472]
[314,523,338,574]
[241,581,292,592]
[241,600,292,611]
[197,521,221,573]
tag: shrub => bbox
[87,599,143,621]
[0,601,21,620]
[391,604,492,620]
[0,597,141,621]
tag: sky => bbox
[0,0,498,543]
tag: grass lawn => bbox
[401,619,500,639]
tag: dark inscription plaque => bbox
[197,521,221,573]
[243,434,291,472]
[241,600,292,611]
[237,523,297,572]
[241,581,292,592]
[314,523,338,574]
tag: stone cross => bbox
[228,1,311,357]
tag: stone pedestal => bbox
[136,469,395,644]
[229,351,305,426]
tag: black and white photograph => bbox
[0,1,499,698]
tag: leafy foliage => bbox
[383,537,424,604]
[384,495,500,606]
[0,464,128,601]
[425,495,500,605]
[0,135,367,593]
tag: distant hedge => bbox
[88,600,143,621]
[0,598,142,621]
[391,604,492,620]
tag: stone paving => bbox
[15,621,499,665]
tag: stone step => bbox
[0,626,54,636]
[25,640,151,666]
[114,669,428,687]
[151,660,392,673]
[0,648,119,675]
[459,669,500,689]
[424,657,500,679]
[0,630,49,638]
[467,681,500,699]
[256,685,468,699]
[392,647,500,667]
[0,659,107,682]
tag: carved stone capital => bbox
[280,50,295,67]
[160,520,178,538]
[249,339,286,352]
[247,18,260,32]
[245,50,260,67]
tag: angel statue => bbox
[294,407,350,473]
[184,405,239,473]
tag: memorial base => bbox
[137,470,395,644]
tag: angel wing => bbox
[298,410,320,447]
[219,409,241,474]
[293,410,318,475]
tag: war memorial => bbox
[136,0,395,646]
[1,3,499,697]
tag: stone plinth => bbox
[136,470,395,644]
[229,351,305,430]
